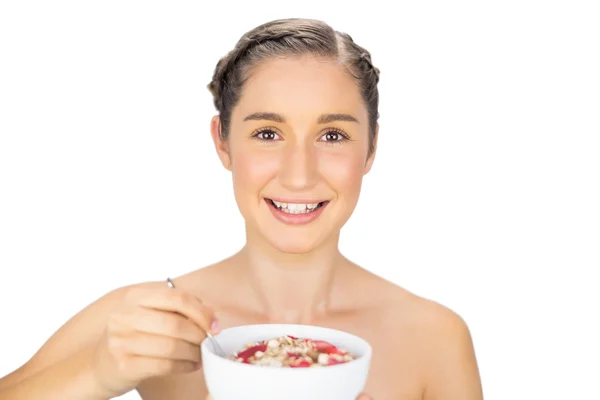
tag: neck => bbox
[235,230,344,324]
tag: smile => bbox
[268,199,326,214]
[265,198,330,225]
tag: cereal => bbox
[229,335,356,368]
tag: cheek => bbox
[319,151,366,196]
[231,149,280,197]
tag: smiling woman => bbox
[0,17,483,400]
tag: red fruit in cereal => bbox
[312,340,339,354]
[236,343,267,362]
[328,347,347,355]
[291,360,311,368]
[229,336,356,367]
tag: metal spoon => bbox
[166,277,227,358]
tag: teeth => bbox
[271,200,321,214]
[273,201,287,209]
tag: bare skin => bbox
[0,56,483,400]
[139,255,483,400]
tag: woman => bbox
[0,18,483,400]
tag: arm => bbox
[1,281,216,400]
[423,312,483,400]
[0,286,129,399]
[0,345,110,400]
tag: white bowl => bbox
[201,324,372,400]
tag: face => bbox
[211,56,377,254]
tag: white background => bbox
[1,1,598,399]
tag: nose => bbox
[278,140,319,190]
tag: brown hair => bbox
[207,18,380,155]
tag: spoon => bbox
[166,277,228,358]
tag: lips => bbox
[265,198,330,225]
[267,199,327,214]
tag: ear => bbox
[210,115,232,171]
[363,123,378,175]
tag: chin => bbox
[264,233,326,255]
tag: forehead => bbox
[233,56,367,124]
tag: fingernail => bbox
[210,319,220,333]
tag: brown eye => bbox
[325,132,340,141]
[259,131,276,140]
[254,129,281,141]
[319,130,349,143]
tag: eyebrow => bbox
[243,112,359,124]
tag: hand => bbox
[91,284,218,398]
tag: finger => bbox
[356,394,373,400]
[130,307,206,345]
[117,333,201,362]
[125,354,198,377]
[137,288,217,334]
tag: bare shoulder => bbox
[351,267,474,342]
[390,286,472,340]
[381,281,484,399]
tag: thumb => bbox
[357,394,373,400]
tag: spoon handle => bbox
[166,277,227,357]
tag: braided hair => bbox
[207,18,380,155]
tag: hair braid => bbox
[206,18,380,155]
